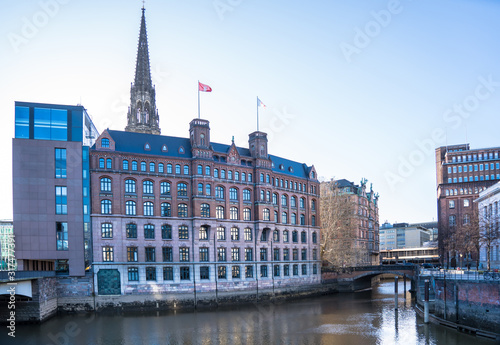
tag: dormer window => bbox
[200,133,205,146]
[144,143,151,151]
[279,164,284,170]
[179,146,185,154]
[161,145,168,152]
[101,138,109,148]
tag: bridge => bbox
[322,264,417,292]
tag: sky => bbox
[1,0,500,224]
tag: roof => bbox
[100,130,313,179]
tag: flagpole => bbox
[198,81,200,119]
[257,96,259,131]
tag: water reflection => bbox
[6,280,496,345]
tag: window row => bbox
[126,263,319,282]
[259,173,315,194]
[445,187,487,196]
[447,174,500,183]
[115,246,318,263]
[449,152,499,163]
[262,209,316,226]
[447,162,500,174]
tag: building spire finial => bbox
[125,6,161,135]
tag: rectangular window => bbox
[179,225,189,240]
[126,223,137,239]
[245,265,253,278]
[449,200,455,209]
[217,247,226,261]
[55,186,67,214]
[232,265,240,278]
[180,266,190,280]
[199,247,209,262]
[245,248,253,261]
[274,265,280,277]
[260,248,267,261]
[244,228,252,241]
[103,246,113,262]
[146,267,156,281]
[200,266,210,280]
[283,249,289,261]
[162,247,173,262]
[145,247,156,262]
[218,266,226,279]
[163,266,173,281]
[273,248,280,261]
[260,265,268,277]
[34,107,67,141]
[55,148,67,178]
[231,248,240,261]
[56,222,68,251]
[127,247,138,262]
[284,264,290,276]
[128,267,139,281]
[180,247,190,262]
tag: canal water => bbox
[5,280,497,345]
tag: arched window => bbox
[183,165,189,175]
[125,179,136,193]
[216,206,225,219]
[143,202,154,216]
[312,232,317,244]
[122,160,129,170]
[198,183,203,195]
[215,186,225,199]
[281,195,287,207]
[205,165,211,176]
[243,189,251,201]
[101,138,109,148]
[300,198,305,209]
[200,133,205,146]
[301,231,307,243]
[244,228,252,241]
[214,168,219,178]
[274,211,278,223]
[178,203,188,217]
[144,224,155,239]
[140,161,146,171]
[101,223,112,238]
[311,199,316,211]
[106,158,112,169]
[291,196,297,208]
[197,165,203,175]
[205,184,211,196]
[241,172,246,181]
[221,170,226,179]
[161,202,171,217]
[201,203,210,218]
[263,208,270,221]
[132,160,138,171]
[143,180,154,194]
[175,164,181,174]
[291,213,297,225]
[100,177,111,192]
[230,207,238,220]
[300,214,305,225]
[177,182,187,197]
[158,163,164,173]
[161,224,172,239]
[311,215,316,227]
[273,193,278,205]
[292,231,298,243]
[217,226,226,241]
[126,201,136,215]
[160,181,171,195]
[167,163,172,173]
[282,212,288,224]
[99,158,105,169]
[101,199,112,214]
[229,188,238,201]
[230,227,239,241]
[149,162,155,172]
[243,208,251,221]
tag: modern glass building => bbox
[0,220,15,271]
[13,102,98,276]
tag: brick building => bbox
[435,144,500,267]
[320,179,380,266]
[89,8,321,295]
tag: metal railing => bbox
[419,268,500,281]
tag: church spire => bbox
[125,6,161,135]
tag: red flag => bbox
[198,82,212,92]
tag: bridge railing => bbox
[419,268,500,282]
[322,264,417,274]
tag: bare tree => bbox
[320,181,368,269]
[478,206,500,271]
[455,211,480,270]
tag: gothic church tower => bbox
[125,7,160,135]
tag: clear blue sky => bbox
[1,0,500,224]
